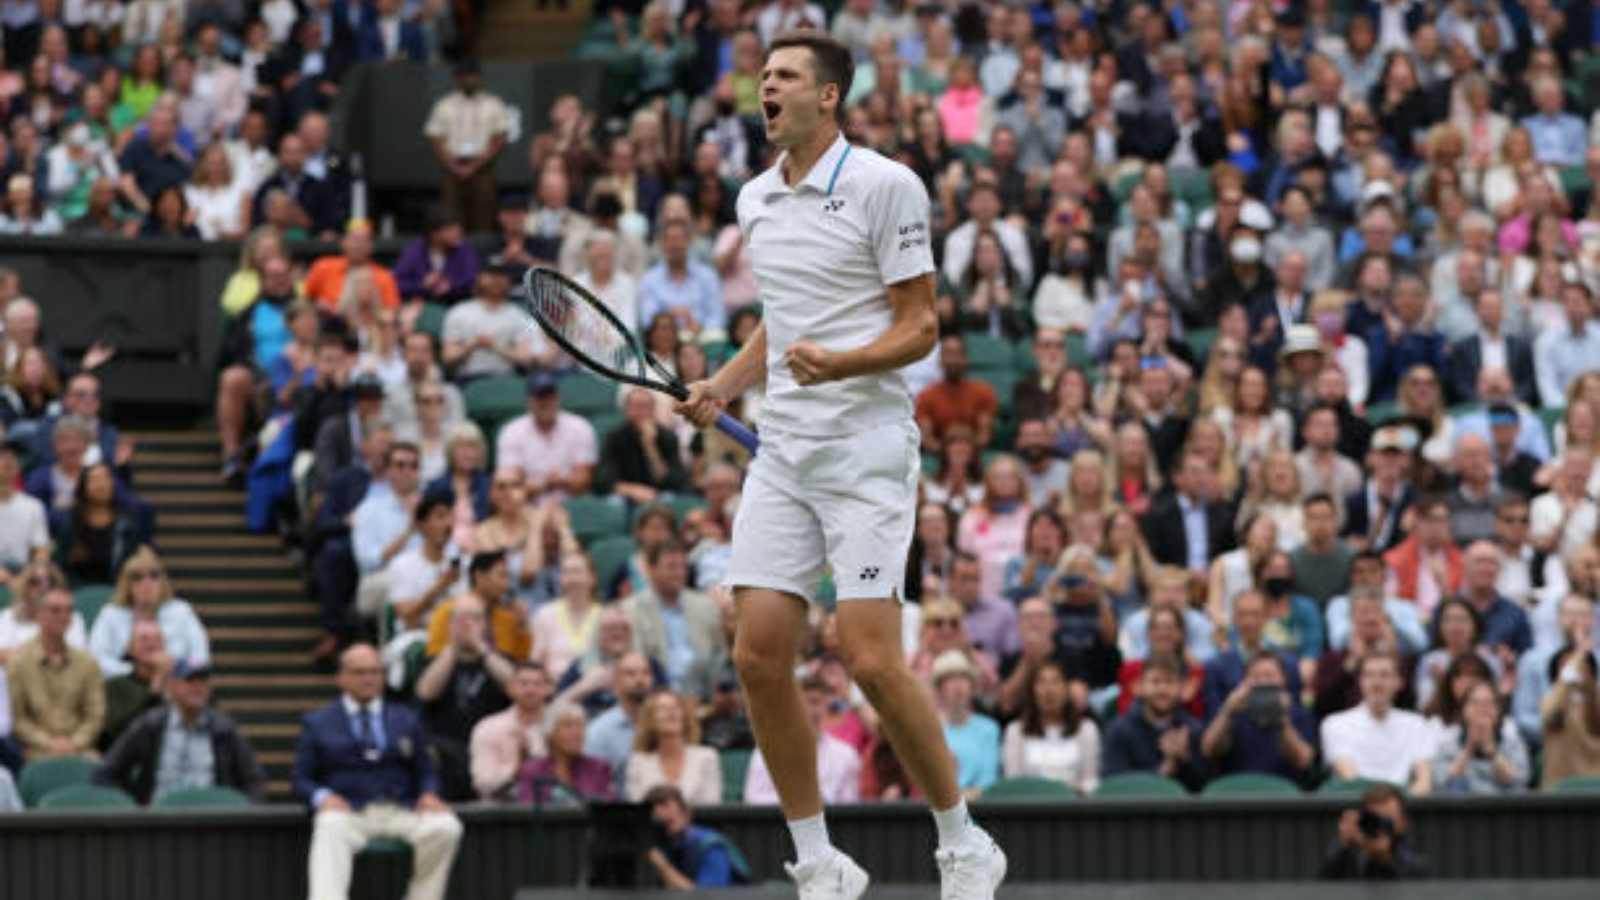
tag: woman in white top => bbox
[922,424,986,517]
[184,142,250,241]
[623,690,723,806]
[407,378,453,483]
[1212,365,1294,474]
[1237,448,1306,552]
[530,554,602,680]
[575,229,640,333]
[0,561,86,664]
[1397,364,1454,468]
[1207,515,1277,629]
[87,546,210,678]
[1001,659,1100,794]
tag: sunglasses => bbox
[926,618,960,628]
[389,459,419,470]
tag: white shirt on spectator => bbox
[385,544,466,626]
[1320,703,1433,786]
[423,90,512,159]
[440,298,541,380]
[0,491,50,569]
[942,218,1034,292]
[1530,491,1599,559]
[575,270,640,335]
[494,411,598,502]
[185,179,251,240]
[756,1,826,46]
[743,731,860,805]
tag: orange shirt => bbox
[425,596,533,661]
[303,256,402,310]
[914,378,998,442]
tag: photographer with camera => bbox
[1201,651,1317,783]
[1318,783,1431,879]
[643,784,751,890]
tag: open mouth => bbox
[763,101,781,124]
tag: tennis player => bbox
[676,31,1006,900]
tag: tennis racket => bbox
[521,266,760,453]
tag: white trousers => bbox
[307,804,463,900]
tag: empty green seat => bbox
[73,584,115,629]
[976,370,1019,417]
[19,756,96,807]
[1173,167,1215,213]
[1553,775,1600,794]
[1364,401,1402,425]
[588,535,637,597]
[720,749,753,803]
[558,373,618,416]
[1202,773,1302,797]
[415,303,448,341]
[1094,773,1187,798]
[464,375,527,426]
[153,786,252,809]
[1540,406,1566,445]
[39,784,137,810]
[564,495,628,545]
[962,334,1015,373]
[587,411,624,442]
[1065,332,1091,368]
[1186,328,1217,365]
[1318,777,1387,796]
[980,775,1076,802]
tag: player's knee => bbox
[731,640,789,687]
[839,644,899,693]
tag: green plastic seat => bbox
[1318,777,1387,796]
[1202,773,1302,797]
[587,535,637,598]
[73,584,115,629]
[1094,772,1187,798]
[975,370,1019,417]
[1364,401,1402,425]
[19,756,97,807]
[564,495,628,546]
[1172,167,1215,213]
[1540,406,1566,445]
[1553,775,1600,794]
[153,786,252,809]
[1065,332,1092,368]
[558,372,618,416]
[415,303,448,341]
[720,749,753,804]
[1013,340,1036,373]
[962,334,1015,374]
[1112,168,1144,204]
[587,411,624,442]
[463,375,527,426]
[0,583,11,610]
[38,784,137,810]
[1560,165,1592,200]
[1186,328,1217,365]
[980,775,1076,802]
[362,837,414,855]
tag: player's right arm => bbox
[676,322,768,427]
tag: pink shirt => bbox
[469,706,547,799]
[530,600,599,679]
[1497,214,1578,256]
[938,85,985,145]
[957,504,1031,602]
[494,411,598,501]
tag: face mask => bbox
[992,499,1021,515]
[715,98,735,116]
[1018,446,1049,464]
[1061,251,1091,272]
[1263,576,1293,597]
[1231,237,1263,264]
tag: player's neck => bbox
[781,123,842,188]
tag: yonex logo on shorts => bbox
[859,567,880,580]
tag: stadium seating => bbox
[558,373,618,416]
[464,375,528,426]
[73,584,115,630]
[38,784,137,810]
[152,787,253,809]
[415,303,449,341]
[1202,773,1302,797]
[564,495,627,546]
[587,535,636,593]
[19,757,96,808]
[720,749,753,804]
[1317,778,1388,796]
[1094,773,1187,798]
[980,776,1077,802]
[1553,775,1600,794]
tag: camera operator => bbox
[1318,783,1431,879]
[642,784,750,890]
[1200,652,1318,783]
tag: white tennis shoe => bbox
[935,826,1008,900]
[785,848,870,900]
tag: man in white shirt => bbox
[1534,281,1600,407]
[384,493,464,640]
[493,373,597,504]
[440,265,549,380]
[1530,449,1599,558]
[0,444,50,579]
[1319,653,1433,793]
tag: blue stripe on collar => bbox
[825,144,852,196]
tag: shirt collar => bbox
[168,705,212,733]
[770,134,852,197]
[342,694,383,717]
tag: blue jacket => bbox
[424,471,490,521]
[292,700,438,810]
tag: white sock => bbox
[932,798,972,850]
[787,813,833,866]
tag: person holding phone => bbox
[1319,783,1431,879]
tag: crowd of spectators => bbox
[10,0,1600,892]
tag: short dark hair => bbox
[386,442,420,466]
[1495,491,1529,515]
[1413,494,1449,518]
[1144,652,1184,679]
[1303,492,1336,513]
[470,549,508,584]
[645,539,687,567]
[1351,549,1384,568]
[1245,651,1286,678]
[415,491,454,523]
[767,31,855,126]
[643,783,688,810]
[1360,782,1405,810]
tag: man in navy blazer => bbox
[356,0,427,63]
[294,644,462,900]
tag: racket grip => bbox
[713,413,760,453]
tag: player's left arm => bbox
[787,273,938,384]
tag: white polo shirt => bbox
[737,134,935,438]
[1319,703,1434,786]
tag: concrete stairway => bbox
[133,430,335,801]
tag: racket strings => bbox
[531,272,643,378]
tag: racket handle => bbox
[713,413,760,453]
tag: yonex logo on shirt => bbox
[859,566,880,580]
[824,199,846,213]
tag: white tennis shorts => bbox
[724,418,920,603]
